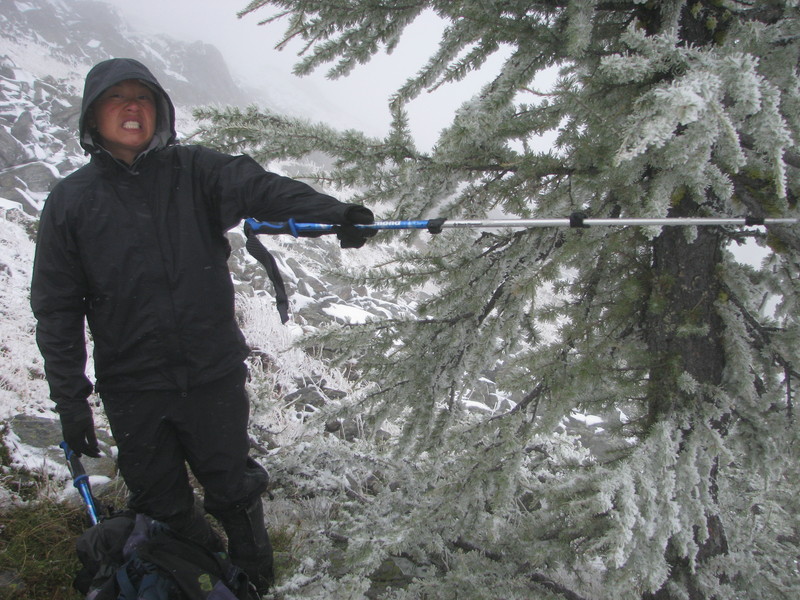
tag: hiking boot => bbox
[163,508,226,554]
[215,498,274,594]
[246,582,265,600]
[237,552,274,595]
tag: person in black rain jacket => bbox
[30,57,375,594]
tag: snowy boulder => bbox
[0,56,14,80]
[462,376,514,414]
[0,161,58,193]
[0,127,29,168]
[10,110,36,145]
[285,384,347,416]
[0,161,59,214]
[8,413,118,480]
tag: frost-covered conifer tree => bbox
[197,1,799,598]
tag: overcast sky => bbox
[105,0,508,150]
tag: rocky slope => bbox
[1,0,248,107]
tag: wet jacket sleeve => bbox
[192,147,361,230]
[30,188,94,411]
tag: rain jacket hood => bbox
[79,58,176,155]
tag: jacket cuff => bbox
[55,399,93,423]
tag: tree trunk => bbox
[642,5,736,592]
[644,196,730,599]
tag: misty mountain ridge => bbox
[0,0,260,215]
[1,0,251,107]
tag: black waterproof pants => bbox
[100,363,268,521]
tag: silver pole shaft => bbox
[439,218,798,229]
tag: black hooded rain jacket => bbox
[31,58,362,412]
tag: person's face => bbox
[90,80,157,164]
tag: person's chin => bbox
[120,138,150,154]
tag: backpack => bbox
[74,511,251,600]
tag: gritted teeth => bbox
[122,121,142,130]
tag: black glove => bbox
[59,401,100,458]
[337,205,377,249]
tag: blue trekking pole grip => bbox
[245,218,306,237]
[244,217,360,237]
[60,441,100,525]
[244,217,447,236]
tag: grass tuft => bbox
[0,499,86,599]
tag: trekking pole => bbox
[60,441,100,525]
[245,214,798,237]
[243,213,798,323]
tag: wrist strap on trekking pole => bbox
[244,221,290,324]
